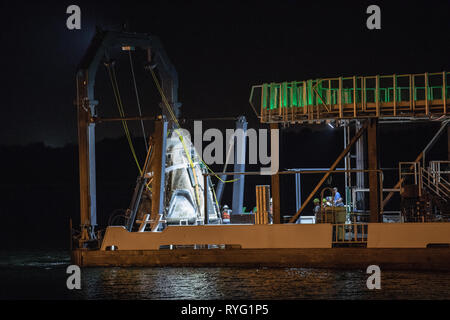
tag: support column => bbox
[355,120,366,211]
[232,116,247,214]
[77,71,97,243]
[216,116,246,207]
[150,118,168,221]
[270,123,281,224]
[368,119,381,222]
[295,173,301,212]
[343,121,351,208]
[448,126,450,182]
[448,126,450,161]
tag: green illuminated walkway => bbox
[249,72,450,123]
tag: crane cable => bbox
[105,57,237,213]
[146,65,203,210]
[105,62,143,175]
[128,50,148,152]
[147,66,238,185]
[108,64,153,193]
[148,66,242,212]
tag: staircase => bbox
[420,166,450,216]
[399,161,450,220]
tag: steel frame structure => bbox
[76,29,180,245]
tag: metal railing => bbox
[421,167,450,201]
[429,161,450,184]
[332,223,368,244]
[399,161,450,202]
[399,161,421,194]
[249,71,450,123]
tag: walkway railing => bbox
[249,71,450,123]
[332,223,368,244]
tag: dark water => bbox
[1,250,449,300]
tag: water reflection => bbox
[76,266,450,300]
[1,251,449,299]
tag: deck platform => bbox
[72,223,450,270]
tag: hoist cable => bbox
[147,66,238,185]
[105,63,143,175]
[128,50,148,152]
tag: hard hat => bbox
[313,198,320,203]
[223,205,229,209]
[322,198,327,203]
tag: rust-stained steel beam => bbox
[91,115,157,123]
[270,123,281,224]
[204,169,381,177]
[271,173,281,224]
[289,121,368,223]
[368,119,380,222]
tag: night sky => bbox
[1,1,449,248]
[1,1,450,146]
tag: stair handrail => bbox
[421,167,450,200]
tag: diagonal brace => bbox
[289,121,368,223]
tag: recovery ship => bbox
[71,30,450,270]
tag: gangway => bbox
[249,72,450,123]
